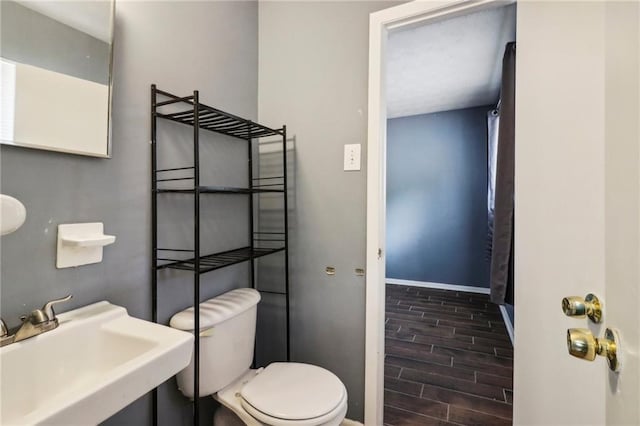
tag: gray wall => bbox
[1,0,110,84]
[255,145,294,366]
[258,1,402,421]
[386,107,491,288]
[0,2,258,425]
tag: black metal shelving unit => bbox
[150,85,290,426]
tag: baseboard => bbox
[499,305,515,345]
[386,278,490,295]
[386,278,515,346]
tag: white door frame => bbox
[365,1,514,424]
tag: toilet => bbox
[170,288,348,426]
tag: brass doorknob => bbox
[566,328,620,372]
[561,293,602,323]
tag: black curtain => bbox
[490,42,516,305]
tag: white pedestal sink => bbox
[0,301,194,425]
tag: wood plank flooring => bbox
[384,284,513,426]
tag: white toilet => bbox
[170,288,348,426]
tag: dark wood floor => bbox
[384,284,513,426]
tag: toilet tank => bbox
[170,288,261,398]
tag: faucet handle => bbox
[42,294,73,321]
[1,319,8,337]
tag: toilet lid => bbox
[240,363,346,421]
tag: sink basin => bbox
[0,301,193,425]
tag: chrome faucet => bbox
[1,294,72,347]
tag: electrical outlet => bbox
[344,144,361,171]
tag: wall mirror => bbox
[0,0,114,158]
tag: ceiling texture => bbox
[386,4,516,119]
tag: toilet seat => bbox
[241,391,347,426]
[238,363,347,426]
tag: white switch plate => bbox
[344,144,361,171]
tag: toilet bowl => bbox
[170,288,348,426]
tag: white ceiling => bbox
[16,0,113,43]
[386,4,516,119]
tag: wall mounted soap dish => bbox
[57,222,116,268]
[61,234,116,248]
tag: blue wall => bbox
[386,106,491,288]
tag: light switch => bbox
[344,144,361,171]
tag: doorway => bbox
[382,4,515,424]
[367,1,640,425]
[365,1,518,424]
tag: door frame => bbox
[365,1,515,424]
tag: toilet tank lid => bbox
[170,288,260,331]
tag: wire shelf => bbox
[154,88,283,140]
[157,246,285,274]
[156,185,285,194]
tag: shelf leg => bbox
[282,126,290,362]
[193,90,200,426]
